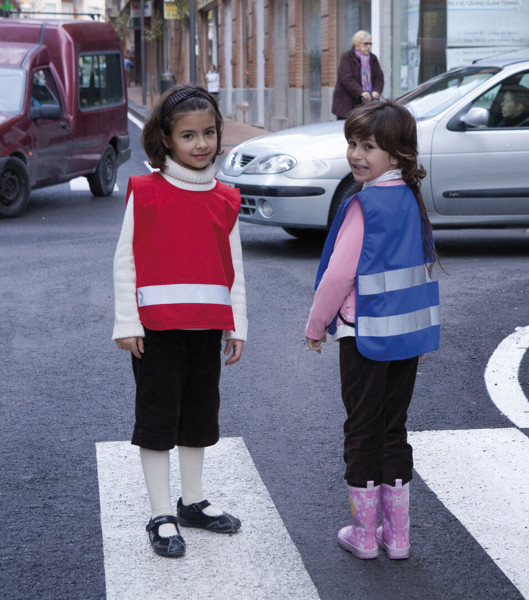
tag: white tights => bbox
[140,446,222,537]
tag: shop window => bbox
[79,53,124,110]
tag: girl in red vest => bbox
[112,85,247,558]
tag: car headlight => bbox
[245,154,297,174]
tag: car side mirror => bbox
[30,104,62,121]
[459,107,490,129]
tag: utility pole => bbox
[189,0,197,83]
[140,0,146,105]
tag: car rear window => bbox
[79,52,124,110]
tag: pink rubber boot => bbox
[376,479,410,559]
[337,481,380,559]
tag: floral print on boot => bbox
[338,481,380,559]
[376,479,410,559]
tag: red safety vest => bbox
[127,173,241,331]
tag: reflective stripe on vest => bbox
[137,283,232,308]
[357,304,440,338]
[357,263,433,296]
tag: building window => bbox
[337,0,371,53]
[304,0,321,123]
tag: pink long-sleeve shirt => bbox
[305,180,404,342]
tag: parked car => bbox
[0,19,131,217]
[218,48,529,238]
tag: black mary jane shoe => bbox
[177,497,241,533]
[146,515,186,557]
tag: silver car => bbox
[218,49,529,238]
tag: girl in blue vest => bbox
[305,101,440,560]
[112,85,247,558]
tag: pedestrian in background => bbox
[332,30,384,120]
[112,84,247,558]
[206,64,220,99]
[305,101,440,560]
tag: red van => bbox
[0,19,131,217]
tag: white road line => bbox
[128,111,144,130]
[96,437,320,600]
[410,428,529,599]
[69,177,119,192]
[485,326,529,428]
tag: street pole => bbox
[140,0,146,105]
[189,0,197,83]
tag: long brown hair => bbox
[344,100,439,275]
[142,84,224,170]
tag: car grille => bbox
[239,154,255,167]
[239,196,257,215]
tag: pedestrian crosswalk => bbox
[410,428,529,599]
[97,428,529,600]
[96,328,529,599]
[96,438,320,600]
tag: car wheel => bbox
[282,227,326,241]
[0,157,31,218]
[87,145,117,196]
[328,177,362,226]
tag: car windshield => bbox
[0,67,26,114]
[398,66,501,120]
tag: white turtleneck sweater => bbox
[112,157,248,342]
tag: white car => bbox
[218,48,529,238]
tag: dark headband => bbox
[161,88,215,130]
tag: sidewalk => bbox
[126,84,270,150]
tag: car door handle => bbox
[60,121,69,129]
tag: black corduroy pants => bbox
[339,336,419,487]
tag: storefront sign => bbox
[447,0,529,66]
[131,1,152,18]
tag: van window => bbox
[32,69,62,109]
[79,53,124,110]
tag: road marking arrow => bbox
[485,326,529,428]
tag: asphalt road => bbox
[1,117,528,600]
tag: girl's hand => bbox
[224,339,244,365]
[115,336,144,359]
[306,335,325,354]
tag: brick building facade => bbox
[128,0,529,131]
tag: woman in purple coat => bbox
[332,30,384,120]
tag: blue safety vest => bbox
[315,184,440,361]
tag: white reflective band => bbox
[358,305,440,337]
[137,284,232,307]
[357,264,433,296]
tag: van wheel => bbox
[88,145,117,196]
[328,177,362,226]
[0,157,31,218]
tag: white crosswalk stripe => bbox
[96,437,320,600]
[410,428,529,599]
[69,177,119,192]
